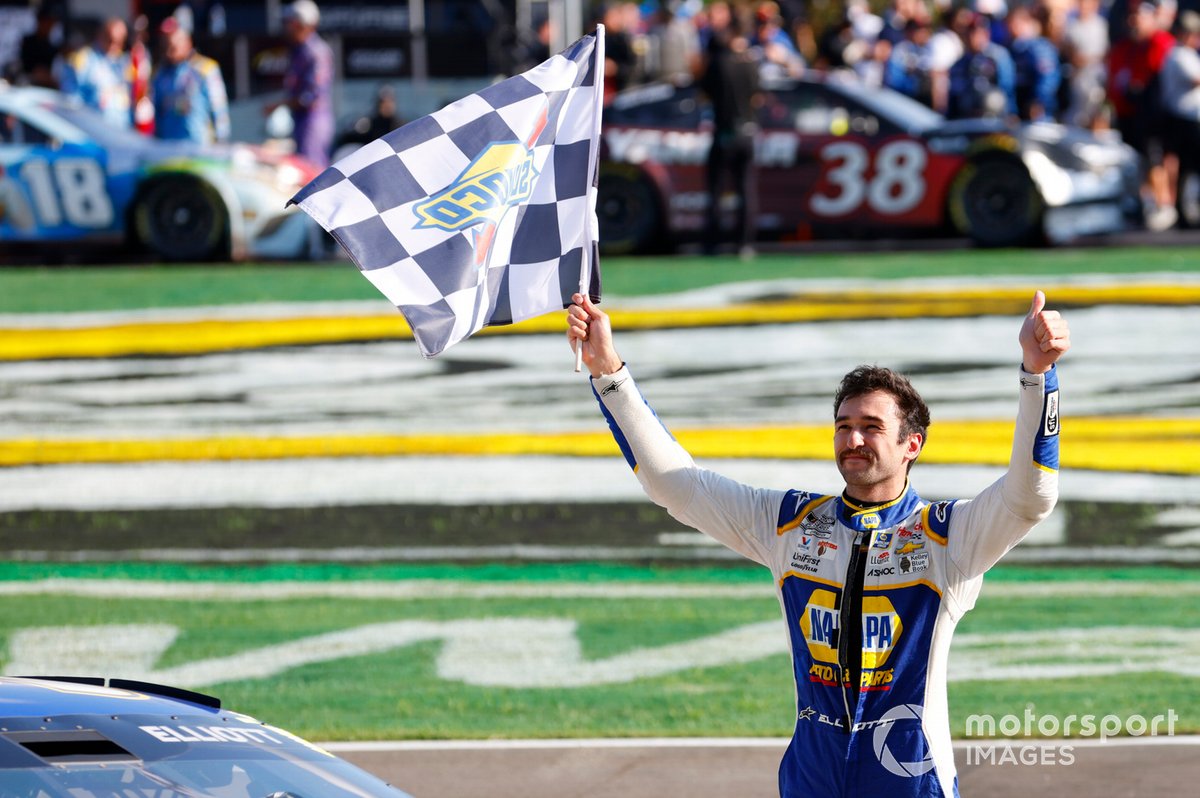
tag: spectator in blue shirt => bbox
[949,13,1017,118]
[1008,4,1061,121]
[151,19,230,144]
[60,17,132,129]
[885,17,935,106]
[750,0,806,78]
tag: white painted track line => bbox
[321,735,1200,753]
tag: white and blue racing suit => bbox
[590,364,1060,798]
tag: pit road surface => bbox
[333,737,1200,798]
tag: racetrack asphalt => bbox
[332,737,1200,798]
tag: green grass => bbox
[2,564,1195,740]
[2,246,1198,314]
[0,561,1195,584]
[2,245,1196,743]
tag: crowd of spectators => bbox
[2,1,332,166]
[7,6,231,145]
[4,0,1199,228]
[595,0,1200,227]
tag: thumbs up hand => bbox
[1019,290,1071,374]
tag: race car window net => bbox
[3,730,138,764]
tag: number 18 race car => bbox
[0,85,321,261]
[597,72,1142,252]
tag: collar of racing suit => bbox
[836,483,922,731]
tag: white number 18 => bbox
[20,158,114,228]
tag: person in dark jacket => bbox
[948,13,1017,119]
[1007,4,1061,121]
[701,13,762,258]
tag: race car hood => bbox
[924,118,1137,173]
[925,116,1013,139]
[129,139,318,180]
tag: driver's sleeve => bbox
[940,366,1060,613]
[591,367,785,567]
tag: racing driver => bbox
[566,290,1070,797]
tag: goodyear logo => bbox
[414,141,539,232]
[800,589,839,664]
[861,596,903,669]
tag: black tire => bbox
[597,166,662,255]
[949,156,1043,247]
[134,177,229,261]
[1177,169,1200,230]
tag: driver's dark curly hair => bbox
[834,365,931,446]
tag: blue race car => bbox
[0,676,415,797]
[0,84,321,261]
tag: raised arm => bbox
[566,293,784,565]
[943,291,1070,601]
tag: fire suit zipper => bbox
[837,528,866,734]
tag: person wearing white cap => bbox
[267,0,334,167]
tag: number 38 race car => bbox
[0,85,321,261]
[597,72,1142,252]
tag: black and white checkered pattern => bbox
[290,29,604,357]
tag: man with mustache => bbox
[566,291,1069,798]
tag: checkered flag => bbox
[289,28,605,357]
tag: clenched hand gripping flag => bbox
[289,28,605,357]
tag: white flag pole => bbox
[575,23,605,373]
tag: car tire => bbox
[949,155,1043,247]
[597,165,662,255]
[134,176,229,261]
[1177,169,1200,229]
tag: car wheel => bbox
[1177,169,1200,229]
[134,177,229,261]
[949,156,1043,247]
[597,165,662,255]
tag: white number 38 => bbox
[809,140,927,217]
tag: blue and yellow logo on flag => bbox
[413,141,541,232]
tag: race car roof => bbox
[0,676,222,717]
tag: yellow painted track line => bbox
[2,283,1197,361]
[3,417,1197,474]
